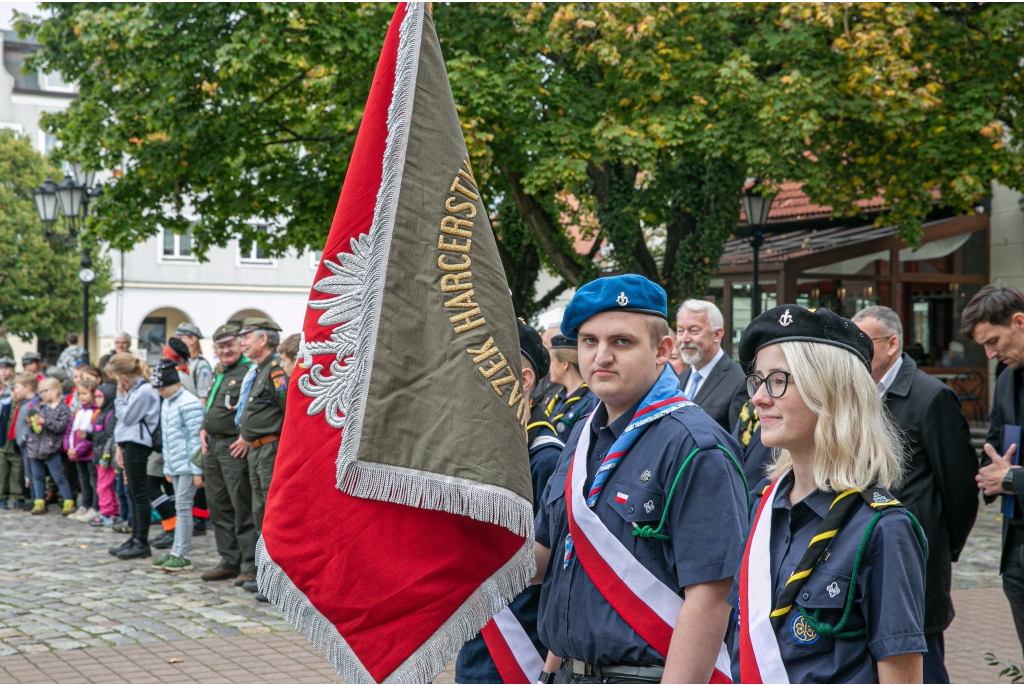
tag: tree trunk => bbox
[503,169,584,288]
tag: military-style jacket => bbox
[202,358,253,437]
[238,353,289,442]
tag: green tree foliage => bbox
[0,130,111,341]
[20,3,1024,317]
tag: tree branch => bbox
[503,168,583,287]
[534,280,569,310]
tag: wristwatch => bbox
[539,671,557,684]
[1004,471,1017,495]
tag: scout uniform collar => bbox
[205,355,253,414]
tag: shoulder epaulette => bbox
[859,486,903,509]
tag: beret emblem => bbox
[779,309,793,327]
[617,292,629,307]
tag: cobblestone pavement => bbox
[0,493,1018,682]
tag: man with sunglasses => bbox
[853,305,977,684]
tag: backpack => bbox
[140,404,163,454]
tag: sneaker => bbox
[69,506,87,521]
[116,539,151,559]
[151,530,175,549]
[89,515,113,528]
[61,499,75,516]
[79,508,99,523]
[201,566,240,582]
[242,580,258,593]
[193,519,207,536]
[255,592,269,603]
[30,499,46,515]
[0,499,7,509]
[112,519,132,534]
[13,500,25,511]
[152,553,173,567]
[108,539,132,556]
[162,556,192,573]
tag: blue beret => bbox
[561,275,668,340]
[738,305,873,372]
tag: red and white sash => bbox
[480,606,545,684]
[564,412,731,683]
[738,477,790,684]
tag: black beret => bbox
[549,335,576,350]
[738,305,873,372]
[518,321,550,380]
[167,337,190,360]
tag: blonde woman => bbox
[734,305,927,684]
[544,335,597,441]
[104,353,161,560]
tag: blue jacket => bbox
[160,388,204,476]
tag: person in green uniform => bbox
[198,324,258,586]
[236,316,288,601]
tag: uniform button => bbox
[784,536,790,544]
[561,611,566,618]
[628,506,634,514]
[801,592,810,600]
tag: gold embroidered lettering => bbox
[520,400,529,428]
[438,254,471,271]
[441,272,473,292]
[479,353,508,379]
[458,169,478,189]
[516,397,526,421]
[461,156,478,188]
[468,338,500,363]
[451,308,486,333]
[507,379,522,408]
[441,216,473,237]
[444,290,478,308]
[450,177,479,201]
[490,368,516,395]
[446,197,477,219]
[438,234,472,254]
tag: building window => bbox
[238,225,277,266]
[39,71,76,94]
[310,249,323,269]
[160,227,196,261]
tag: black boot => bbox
[151,530,175,549]
[108,539,132,556]
[116,538,152,559]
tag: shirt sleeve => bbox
[666,438,749,589]
[861,509,928,661]
[535,478,554,549]
[195,361,214,399]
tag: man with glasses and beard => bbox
[675,300,747,431]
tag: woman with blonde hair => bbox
[734,305,927,684]
[103,353,160,560]
[543,335,597,441]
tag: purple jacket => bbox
[63,404,99,462]
[24,402,71,460]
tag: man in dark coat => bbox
[675,299,747,431]
[854,306,978,684]
[965,286,1024,657]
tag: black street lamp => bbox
[741,179,775,318]
[33,167,101,361]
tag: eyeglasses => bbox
[746,371,792,399]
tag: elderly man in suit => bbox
[675,299,747,431]
[853,305,978,684]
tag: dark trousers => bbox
[923,632,948,684]
[1004,527,1024,656]
[204,436,256,573]
[147,474,176,521]
[121,442,153,544]
[115,469,130,520]
[0,444,23,500]
[75,460,98,510]
[247,440,278,538]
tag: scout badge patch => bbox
[257,4,534,683]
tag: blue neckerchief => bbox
[563,365,688,567]
[234,364,258,429]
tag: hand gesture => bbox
[978,443,1019,497]
[194,475,204,489]
[229,436,249,459]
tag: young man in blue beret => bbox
[532,274,748,684]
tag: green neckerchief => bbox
[205,355,252,414]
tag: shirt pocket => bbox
[786,568,854,653]
[604,483,663,524]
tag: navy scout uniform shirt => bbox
[536,401,748,666]
[455,423,564,683]
[731,472,927,683]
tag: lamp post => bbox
[33,167,101,360]
[741,179,775,318]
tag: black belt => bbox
[208,433,238,440]
[568,660,663,682]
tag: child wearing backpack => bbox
[65,380,101,522]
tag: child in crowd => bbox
[89,383,119,527]
[1,374,33,510]
[24,378,73,515]
[12,373,39,510]
[278,333,300,376]
[150,360,204,572]
[65,380,100,522]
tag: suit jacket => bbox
[678,352,748,431]
[885,353,979,635]
[985,365,1024,574]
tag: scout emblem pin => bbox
[640,469,651,482]
[827,581,840,598]
[790,613,819,644]
[779,309,793,327]
[873,492,890,503]
[644,500,655,514]
[617,292,629,307]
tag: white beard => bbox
[680,346,703,366]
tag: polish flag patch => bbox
[615,492,629,504]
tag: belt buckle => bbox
[572,660,585,676]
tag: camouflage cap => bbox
[212,324,241,344]
[174,322,203,338]
[0,356,15,367]
[21,352,42,364]
[239,316,282,334]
